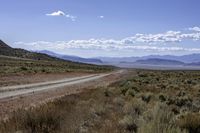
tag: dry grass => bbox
[176,112,200,133]
[0,56,114,76]
[1,70,200,133]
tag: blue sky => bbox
[0,0,200,57]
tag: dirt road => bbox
[0,70,125,118]
[0,73,111,99]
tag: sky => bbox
[0,0,200,57]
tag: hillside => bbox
[0,40,113,76]
[0,40,10,48]
[0,40,61,61]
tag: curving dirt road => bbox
[0,73,112,100]
[0,70,126,119]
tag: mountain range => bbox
[99,55,200,68]
[38,50,200,69]
[37,50,102,64]
[99,54,200,64]
[135,58,185,66]
[1,39,200,69]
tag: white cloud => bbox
[98,16,104,19]
[14,41,200,53]
[14,26,200,53]
[46,10,65,16]
[126,31,182,44]
[189,26,200,32]
[46,10,76,21]
[180,32,200,41]
[123,30,200,44]
[65,14,76,21]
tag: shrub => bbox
[166,97,175,105]
[177,91,186,97]
[119,115,137,132]
[141,93,152,103]
[113,97,125,107]
[121,87,129,95]
[0,104,61,133]
[104,89,112,97]
[176,112,200,133]
[20,66,28,71]
[123,99,146,116]
[138,103,187,133]
[126,89,135,97]
[159,94,167,102]
[91,104,105,116]
[175,96,192,107]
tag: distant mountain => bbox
[38,50,102,64]
[99,57,139,63]
[140,54,200,63]
[187,62,200,66]
[99,54,200,64]
[135,58,185,66]
[0,40,62,61]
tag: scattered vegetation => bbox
[0,40,114,76]
[0,56,113,76]
[1,70,200,133]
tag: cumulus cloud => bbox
[46,10,76,21]
[123,30,200,44]
[14,26,200,53]
[14,41,200,53]
[125,31,182,44]
[189,26,200,32]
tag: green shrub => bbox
[121,87,129,95]
[175,96,192,107]
[20,66,28,71]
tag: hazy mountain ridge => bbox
[135,58,185,66]
[37,50,103,64]
[37,50,200,67]
[98,54,200,69]
[99,54,200,64]
[140,54,200,63]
